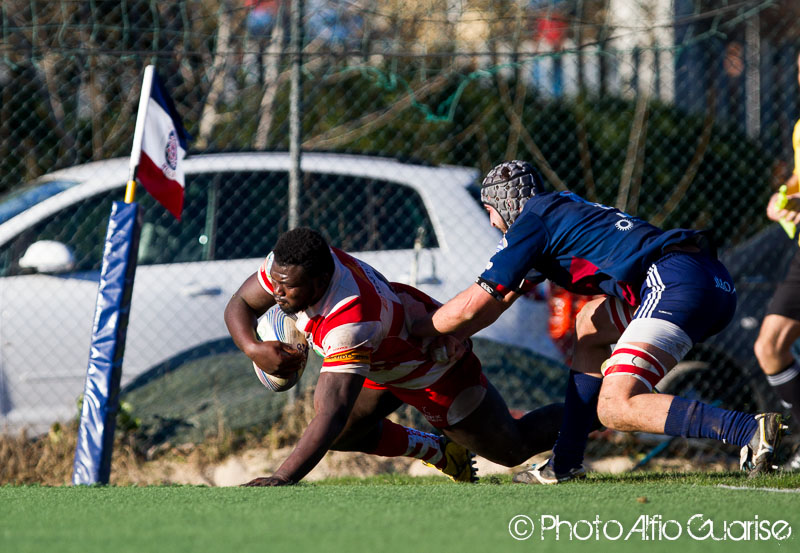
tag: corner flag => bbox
[129,66,190,219]
[73,65,190,485]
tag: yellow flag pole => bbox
[124,180,137,203]
[126,65,156,203]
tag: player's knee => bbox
[753,332,780,365]
[597,345,667,430]
[597,392,642,431]
[596,395,623,430]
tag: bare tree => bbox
[254,3,287,150]
[196,1,235,149]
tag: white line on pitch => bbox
[716,485,800,494]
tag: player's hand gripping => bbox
[241,475,295,487]
[247,340,305,378]
[768,190,800,225]
[429,334,469,364]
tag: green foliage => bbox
[294,67,772,245]
[2,59,774,252]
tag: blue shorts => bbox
[634,251,737,344]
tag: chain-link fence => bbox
[2,0,800,471]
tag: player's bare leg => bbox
[329,387,403,452]
[571,297,621,378]
[328,387,477,481]
[754,315,800,470]
[754,314,800,375]
[597,353,786,476]
[595,342,677,432]
[441,381,564,467]
[518,295,786,484]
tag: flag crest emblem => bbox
[164,130,178,172]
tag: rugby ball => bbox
[253,305,309,392]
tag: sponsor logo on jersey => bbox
[714,276,734,293]
[615,219,634,231]
[324,350,371,364]
[420,407,443,423]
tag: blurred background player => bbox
[224,227,564,486]
[752,52,800,472]
[412,160,787,484]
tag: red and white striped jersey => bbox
[257,248,457,389]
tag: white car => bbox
[0,152,560,429]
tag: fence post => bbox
[288,0,304,232]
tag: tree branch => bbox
[196,2,233,149]
[650,98,715,227]
[616,89,650,212]
[302,73,450,150]
[498,77,567,191]
[574,97,597,202]
[254,3,286,150]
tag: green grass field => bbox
[2,472,798,553]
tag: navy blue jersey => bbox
[479,191,700,306]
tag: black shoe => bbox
[512,457,586,485]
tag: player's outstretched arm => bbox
[411,283,518,339]
[244,372,365,486]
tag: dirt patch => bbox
[112,447,710,487]
[2,394,740,486]
[2,425,736,486]
[124,446,508,486]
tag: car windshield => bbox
[0,179,80,225]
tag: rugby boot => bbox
[740,413,788,477]
[512,456,586,485]
[423,436,478,483]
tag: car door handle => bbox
[180,284,223,297]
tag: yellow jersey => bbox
[792,118,800,192]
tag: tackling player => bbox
[224,227,564,485]
[411,160,787,484]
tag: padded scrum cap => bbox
[480,160,545,228]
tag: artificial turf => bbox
[1,472,798,553]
